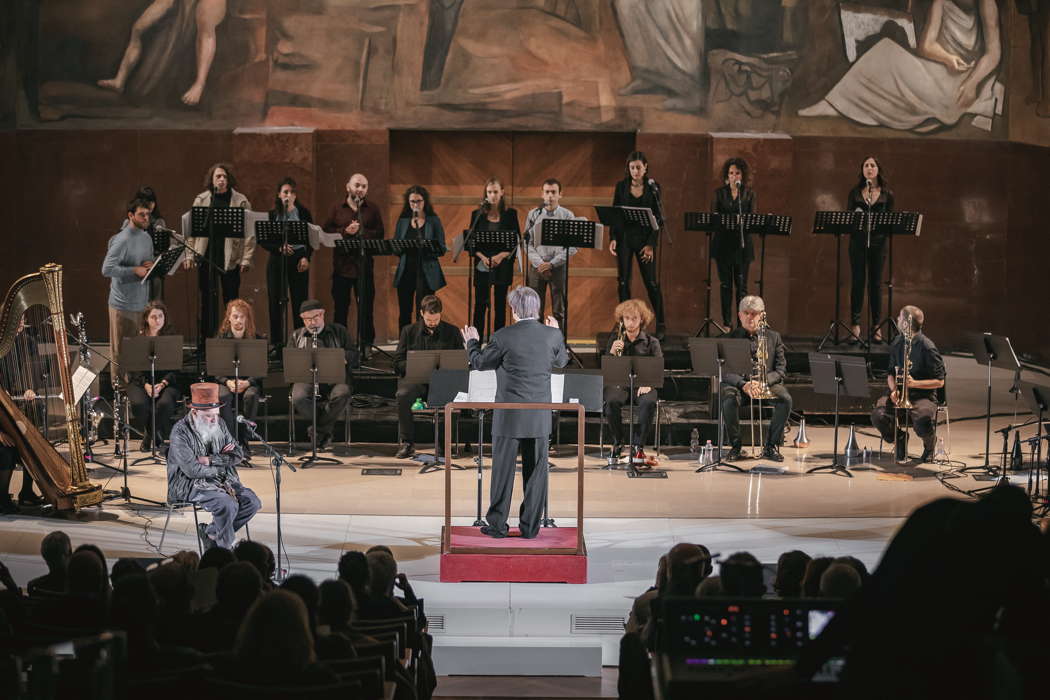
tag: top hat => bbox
[189,382,224,409]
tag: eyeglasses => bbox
[408,199,424,204]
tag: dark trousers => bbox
[715,257,749,327]
[198,265,241,340]
[191,483,261,550]
[291,382,351,438]
[849,236,887,327]
[332,273,376,345]
[604,387,658,447]
[871,396,937,447]
[720,383,792,448]
[473,269,508,336]
[526,264,568,331]
[219,385,261,444]
[616,245,665,325]
[127,385,182,443]
[488,435,549,538]
[0,445,35,500]
[396,383,426,443]
[266,254,308,346]
[398,280,435,331]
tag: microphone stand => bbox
[649,181,668,332]
[463,203,486,338]
[239,417,295,583]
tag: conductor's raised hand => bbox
[544,315,559,329]
[461,325,480,344]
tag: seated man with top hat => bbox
[167,382,261,551]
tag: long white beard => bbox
[192,414,226,452]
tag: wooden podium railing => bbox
[443,402,586,554]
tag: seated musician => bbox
[392,295,461,459]
[0,429,39,513]
[871,305,945,462]
[722,295,791,462]
[216,299,263,461]
[604,299,662,468]
[288,300,352,453]
[167,382,260,551]
[126,301,183,452]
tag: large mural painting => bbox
[6,1,1048,142]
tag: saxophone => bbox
[751,313,776,400]
[611,320,626,356]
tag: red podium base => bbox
[439,526,588,583]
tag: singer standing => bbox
[610,151,666,338]
[848,156,895,343]
[393,186,448,330]
[461,287,568,539]
[324,173,384,354]
[266,177,313,351]
[524,178,577,331]
[470,178,521,338]
[131,186,168,301]
[185,163,255,340]
[712,158,755,330]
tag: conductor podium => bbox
[439,402,587,584]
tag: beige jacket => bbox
[187,189,256,271]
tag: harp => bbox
[0,264,103,510]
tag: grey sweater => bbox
[102,222,154,312]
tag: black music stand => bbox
[600,355,666,477]
[425,368,470,472]
[191,206,245,364]
[871,211,923,344]
[404,349,468,474]
[462,229,519,341]
[256,220,310,348]
[813,211,866,349]
[1018,382,1050,509]
[688,338,751,473]
[753,214,792,298]
[684,212,727,337]
[206,338,267,453]
[539,218,602,367]
[961,333,1020,477]
[121,335,183,466]
[283,347,345,468]
[806,353,869,477]
[333,238,395,367]
[543,370,603,528]
[142,246,188,287]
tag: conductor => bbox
[461,286,568,539]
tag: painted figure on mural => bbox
[799,0,1002,132]
[97,0,228,106]
[1017,0,1050,117]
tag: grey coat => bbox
[166,413,246,503]
[466,319,568,437]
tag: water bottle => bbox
[690,428,700,454]
[861,446,871,464]
[411,398,427,411]
[701,440,714,466]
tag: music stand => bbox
[684,212,727,337]
[283,347,345,468]
[812,211,866,349]
[121,335,183,466]
[539,219,603,367]
[206,338,268,452]
[688,338,752,473]
[870,211,923,344]
[463,229,520,341]
[600,355,666,477]
[332,238,395,367]
[542,370,603,527]
[961,333,1021,477]
[142,246,188,286]
[256,220,310,348]
[404,349,468,474]
[190,206,246,370]
[806,353,869,477]
[1018,382,1050,509]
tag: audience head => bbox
[801,557,834,598]
[338,551,370,597]
[819,563,863,599]
[149,561,195,617]
[832,556,869,585]
[40,530,72,573]
[719,551,765,597]
[366,551,398,599]
[216,561,263,616]
[110,558,146,587]
[280,574,320,632]
[365,544,394,558]
[653,554,668,593]
[67,549,107,596]
[235,590,316,673]
[234,540,275,585]
[695,576,723,598]
[774,550,811,598]
[109,573,156,634]
[318,579,354,629]
[171,550,200,571]
[200,546,236,572]
[666,543,713,596]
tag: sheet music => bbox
[459,371,564,403]
[308,223,341,249]
[71,366,96,403]
[179,209,268,239]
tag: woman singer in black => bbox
[848,156,895,343]
[711,157,755,329]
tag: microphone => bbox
[866,179,874,190]
[236,415,257,429]
[647,178,659,191]
[153,224,177,234]
[732,180,740,189]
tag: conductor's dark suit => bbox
[466,319,568,538]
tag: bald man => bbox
[323,173,385,351]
